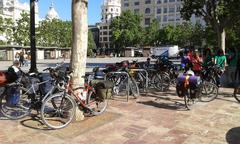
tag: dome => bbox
[45,2,59,20]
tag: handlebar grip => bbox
[43,67,51,71]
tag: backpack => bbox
[6,66,19,83]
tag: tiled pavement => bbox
[0,87,240,144]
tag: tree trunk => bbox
[216,26,226,53]
[71,0,88,88]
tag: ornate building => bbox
[99,0,121,52]
[45,1,59,20]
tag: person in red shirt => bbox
[191,52,202,75]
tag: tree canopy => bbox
[110,10,143,53]
[181,0,240,51]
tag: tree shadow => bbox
[137,100,186,111]
[226,127,240,144]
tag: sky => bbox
[19,0,102,25]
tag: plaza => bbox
[0,58,239,144]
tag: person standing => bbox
[191,52,203,75]
[214,49,227,86]
[227,48,238,86]
[202,48,213,67]
[19,52,24,67]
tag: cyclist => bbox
[202,48,214,67]
[143,58,151,69]
[179,50,190,72]
[227,47,238,86]
[7,60,21,83]
[214,49,227,86]
[191,52,202,75]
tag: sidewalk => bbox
[0,87,239,144]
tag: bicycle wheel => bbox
[113,76,128,96]
[153,73,170,91]
[233,87,240,103]
[129,78,140,98]
[87,91,108,116]
[184,93,196,110]
[199,81,218,102]
[0,86,31,120]
[41,92,76,129]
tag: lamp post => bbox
[29,0,37,72]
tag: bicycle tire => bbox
[41,92,76,129]
[233,87,240,103]
[129,78,140,98]
[87,91,108,116]
[0,86,31,120]
[184,93,195,110]
[199,81,218,102]
[153,73,170,91]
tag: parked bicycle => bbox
[41,69,108,129]
[176,73,218,110]
[0,66,62,120]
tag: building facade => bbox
[0,0,39,22]
[121,0,203,28]
[99,0,121,52]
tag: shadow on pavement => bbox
[226,127,240,144]
[137,100,186,111]
[20,114,52,130]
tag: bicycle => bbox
[0,68,59,120]
[106,69,139,99]
[177,74,218,110]
[41,72,108,129]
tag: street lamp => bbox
[29,0,37,72]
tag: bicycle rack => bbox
[129,69,149,93]
[105,71,130,102]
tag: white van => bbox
[151,45,179,58]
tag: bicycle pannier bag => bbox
[6,86,20,105]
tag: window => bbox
[103,31,108,35]
[168,16,175,21]
[176,15,181,21]
[163,15,168,22]
[145,18,151,26]
[124,3,129,7]
[134,1,140,5]
[145,8,151,14]
[163,7,167,13]
[157,8,161,14]
[100,38,102,41]
[157,0,161,4]
[145,0,151,4]
[134,9,140,13]
[169,7,175,13]
[156,16,161,22]
[103,37,108,41]
[169,0,175,2]
[164,0,168,3]
[111,8,113,12]
[176,5,181,12]
[105,9,107,12]
[103,26,108,29]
